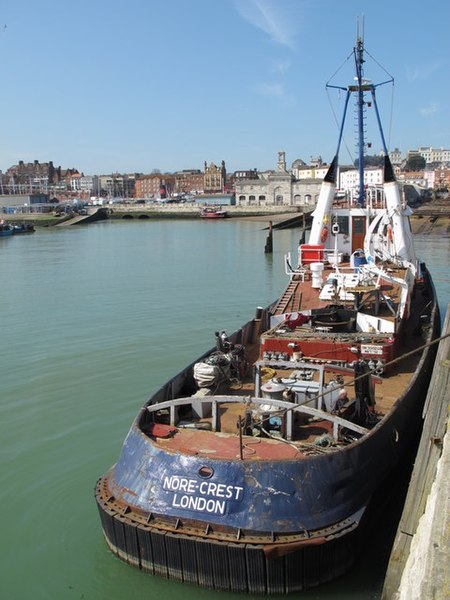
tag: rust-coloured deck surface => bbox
[149,364,408,462]
[153,424,304,459]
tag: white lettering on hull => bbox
[172,493,226,515]
[162,475,244,516]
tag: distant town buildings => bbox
[1,160,79,196]
[407,146,450,166]
[423,167,450,190]
[70,174,100,196]
[135,173,176,199]
[173,169,203,195]
[134,162,227,199]
[204,160,226,194]
[291,156,329,180]
[1,144,449,208]
[339,166,384,190]
[97,173,137,199]
[388,148,403,165]
[235,152,323,207]
[0,193,51,211]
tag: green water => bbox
[1,220,448,600]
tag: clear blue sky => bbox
[1,0,449,176]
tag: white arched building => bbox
[235,152,322,207]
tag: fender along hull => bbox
[96,480,360,593]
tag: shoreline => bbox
[2,207,448,235]
[1,205,304,227]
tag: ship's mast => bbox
[326,18,393,209]
[354,29,366,207]
[311,23,398,249]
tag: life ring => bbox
[387,224,393,243]
[320,226,328,243]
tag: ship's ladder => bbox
[275,280,302,314]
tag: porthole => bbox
[198,466,214,478]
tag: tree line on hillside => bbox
[354,155,426,171]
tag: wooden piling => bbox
[382,303,450,599]
[264,221,273,253]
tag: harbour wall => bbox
[3,203,448,234]
[107,204,304,219]
[382,304,450,600]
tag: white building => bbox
[338,167,383,191]
[235,152,322,207]
[388,148,403,165]
[407,146,450,165]
[79,175,99,195]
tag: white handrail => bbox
[146,394,368,442]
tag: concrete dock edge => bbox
[382,303,450,600]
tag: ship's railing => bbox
[332,186,387,210]
[146,394,368,444]
[331,199,387,210]
[285,255,376,280]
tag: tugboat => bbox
[95,31,440,593]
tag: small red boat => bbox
[201,207,228,219]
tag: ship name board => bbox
[163,475,244,516]
[361,344,384,355]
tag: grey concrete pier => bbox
[55,206,108,226]
[382,304,450,600]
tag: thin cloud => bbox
[271,59,290,73]
[234,0,298,49]
[255,82,296,107]
[257,82,285,97]
[407,60,443,82]
[420,101,439,116]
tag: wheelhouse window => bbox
[334,216,349,235]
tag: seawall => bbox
[382,304,450,599]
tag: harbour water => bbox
[1,219,448,600]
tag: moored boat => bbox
[200,207,228,219]
[12,223,35,234]
[0,221,14,237]
[95,32,440,594]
